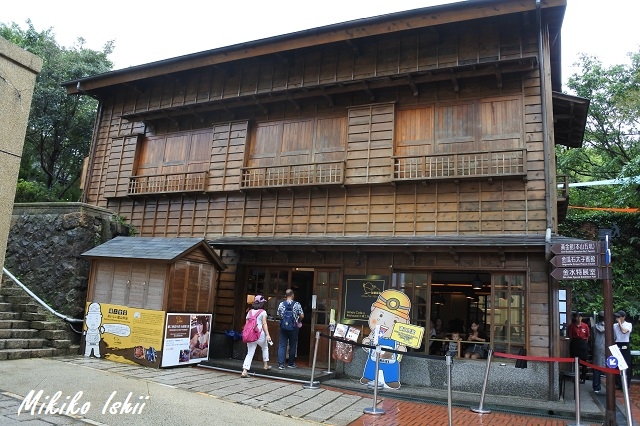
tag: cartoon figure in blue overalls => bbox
[360,289,411,389]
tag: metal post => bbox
[568,357,587,426]
[602,237,616,426]
[621,370,633,426]
[446,354,453,426]
[363,345,385,415]
[470,349,492,414]
[326,338,332,373]
[303,331,320,389]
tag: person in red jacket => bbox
[568,312,590,384]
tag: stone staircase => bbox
[0,276,81,360]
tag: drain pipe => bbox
[536,0,553,247]
[536,0,556,400]
[2,267,84,327]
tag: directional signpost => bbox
[550,238,616,424]
[550,267,601,280]
[549,242,601,281]
[549,254,600,268]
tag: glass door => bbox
[311,269,340,367]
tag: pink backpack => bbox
[242,309,264,343]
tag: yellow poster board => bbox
[83,302,165,367]
[390,322,425,349]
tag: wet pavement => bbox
[0,355,637,425]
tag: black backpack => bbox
[280,301,295,331]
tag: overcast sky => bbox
[3,0,639,91]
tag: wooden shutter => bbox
[347,103,395,183]
[395,107,434,156]
[104,135,140,198]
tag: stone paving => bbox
[1,355,638,425]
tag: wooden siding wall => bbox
[111,179,541,238]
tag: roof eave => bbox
[63,0,567,95]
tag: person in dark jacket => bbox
[568,312,590,384]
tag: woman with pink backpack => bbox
[241,295,272,377]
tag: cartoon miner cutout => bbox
[360,289,411,389]
[84,302,104,357]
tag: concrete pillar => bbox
[0,37,42,268]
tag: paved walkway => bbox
[0,356,637,425]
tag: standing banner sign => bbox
[161,313,212,367]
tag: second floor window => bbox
[136,129,212,176]
[247,115,346,168]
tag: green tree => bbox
[557,51,640,208]
[0,20,113,201]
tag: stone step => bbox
[0,312,20,320]
[30,320,65,330]
[0,348,55,360]
[38,329,71,340]
[52,345,81,357]
[5,295,32,305]
[9,329,39,339]
[0,287,23,297]
[0,338,48,350]
[12,303,42,313]
[0,319,30,329]
[49,339,73,349]
[20,312,49,321]
[0,302,12,312]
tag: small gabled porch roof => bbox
[83,236,226,269]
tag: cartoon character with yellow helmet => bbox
[360,289,411,389]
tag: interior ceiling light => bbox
[472,274,483,290]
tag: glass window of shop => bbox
[246,268,289,318]
[391,271,526,355]
[489,274,526,355]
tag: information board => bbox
[341,276,387,324]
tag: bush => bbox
[13,179,55,203]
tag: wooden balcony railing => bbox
[241,161,345,189]
[128,171,208,195]
[393,149,527,181]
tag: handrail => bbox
[2,267,83,325]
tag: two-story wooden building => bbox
[64,0,589,398]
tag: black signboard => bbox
[341,275,387,324]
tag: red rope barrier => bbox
[580,359,620,375]
[493,352,620,375]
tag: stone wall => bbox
[5,202,131,318]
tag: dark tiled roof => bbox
[82,237,211,262]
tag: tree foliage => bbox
[0,21,113,201]
[556,51,640,208]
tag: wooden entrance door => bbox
[310,269,340,367]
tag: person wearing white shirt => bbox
[614,310,632,389]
